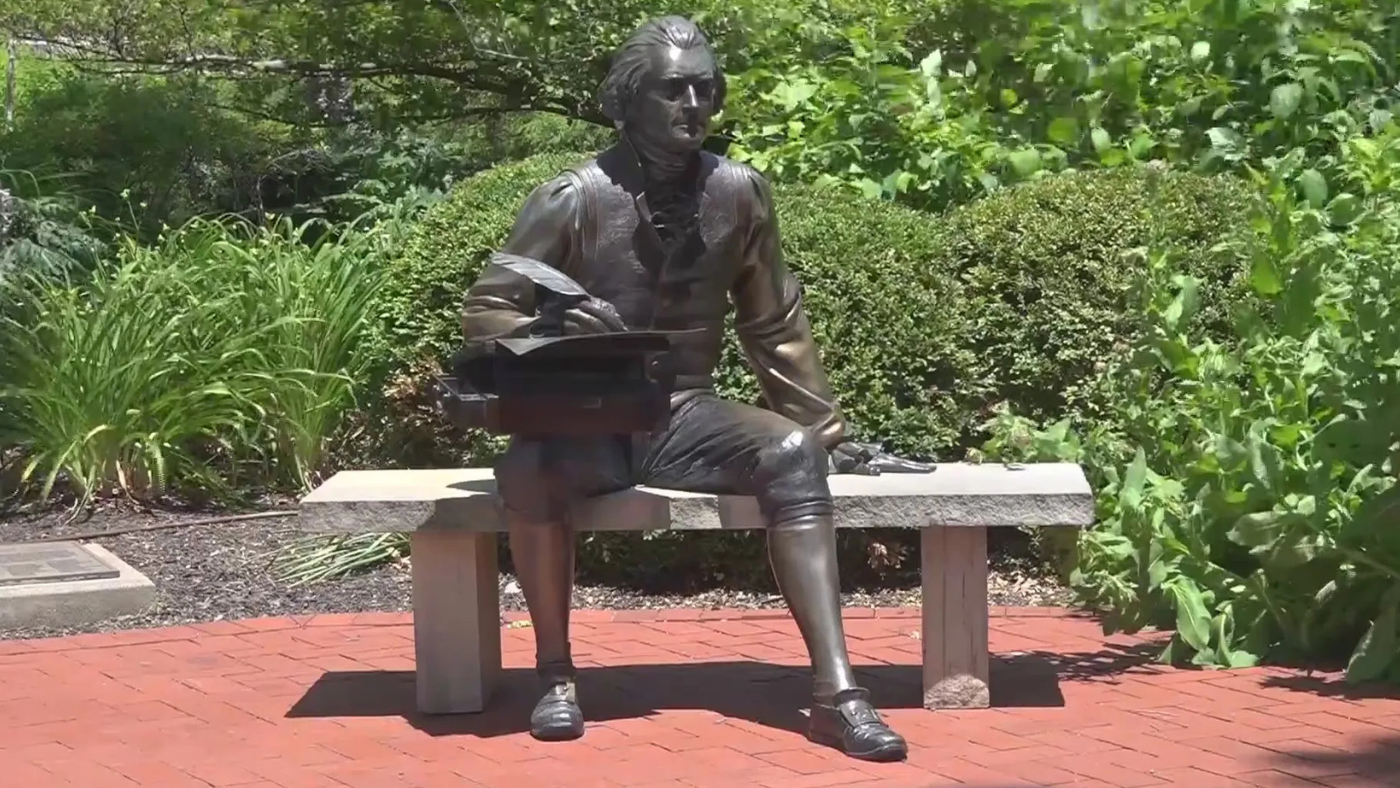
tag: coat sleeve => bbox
[460,173,585,340]
[729,165,847,449]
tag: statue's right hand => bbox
[562,298,628,334]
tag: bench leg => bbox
[920,526,991,709]
[410,529,501,715]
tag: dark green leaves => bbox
[1347,583,1400,684]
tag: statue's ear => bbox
[599,78,627,126]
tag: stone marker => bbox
[0,541,121,586]
[0,541,156,631]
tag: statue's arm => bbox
[460,174,584,340]
[730,165,848,450]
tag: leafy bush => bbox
[0,213,398,504]
[365,149,972,471]
[293,151,1251,588]
[983,126,1400,678]
[933,166,1256,429]
[0,168,109,284]
[0,68,302,237]
[370,152,1253,467]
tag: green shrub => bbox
[363,149,969,470]
[0,69,302,238]
[936,167,1257,431]
[317,153,1253,590]
[351,151,601,470]
[0,168,110,284]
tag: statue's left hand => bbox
[829,441,936,475]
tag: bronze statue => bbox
[460,16,931,762]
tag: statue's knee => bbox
[753,428,833,522]
[754,428,827,481]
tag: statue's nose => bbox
[681,84,700,109]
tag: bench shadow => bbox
[284,645,1159,738]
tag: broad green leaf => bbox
[1091,127,1112,153]
[1048,117,1079,146]
[773,79,819,111]
[1250,254,1283,296]
[1228,511,1286,548]
[1171,578,1213,651]
[1148,555,1171,587]
[1297,169,1328,208]
[1191,646,1222,667]
[1368,108,1392,133]
[1162,275,1200,328]
[1315,416,1390,466]
[919,50,943,78]
[1223,648,1260,668]
[1207,127,1244,154]
[1007,148,1042,177]
[1158,637,1181,665]
[1120,448,1148,511]
[1190,41,1211,62]
[1264,534,1321,568]
[1346,583,1400,684]
[1128,131,1156,159]
[1215,435,1249,468]
[1270,82,1304,120]
[1348,484,1400,539]
[856,178,883,200]
[1328,193,1362,226]
[1246,426,1283,494]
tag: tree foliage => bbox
[725,0,1400,209]
[0,0,852,124]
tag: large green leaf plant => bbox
[985,122,1400,679]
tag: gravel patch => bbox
[0,504,1070,641]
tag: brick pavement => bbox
[1,607,1397,788]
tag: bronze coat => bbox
[460,142,848,450]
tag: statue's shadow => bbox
[285,656,1077,738]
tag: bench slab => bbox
[300,463,1094,534]
[296,462,1095,716]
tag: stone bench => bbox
[298,463,1094,715]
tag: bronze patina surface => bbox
[458,15,931,762]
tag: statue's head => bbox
[599,16,725,154]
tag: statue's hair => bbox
[598,16,726,126]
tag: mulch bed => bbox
[0,500,1071,641]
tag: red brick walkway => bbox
[1,608,1398,788]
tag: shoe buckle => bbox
[838,700,882,728]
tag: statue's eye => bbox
[693,80,714,100]
[664,79,687,100]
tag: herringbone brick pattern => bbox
[2,608,1397,788]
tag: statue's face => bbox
[629,45,717,152]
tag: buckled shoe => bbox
[807,687,908,761]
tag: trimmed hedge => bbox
[350,153,1254,589]
[366,150,971,468]
[936,167,1254,427]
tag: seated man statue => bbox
[460,15,929,763]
